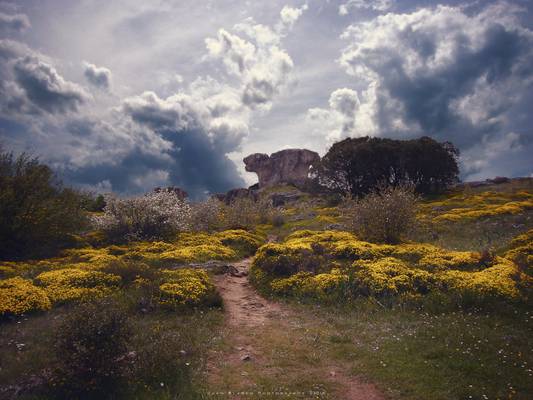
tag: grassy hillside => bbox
[1,179,532,399]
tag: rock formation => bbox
[153,186,188,200]
[243,148,320,188]
[213,187,258,205]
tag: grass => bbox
[232,181,533,399]
[203,295,532,399]
[1,180,532,399]
[243,300,533,400]
[0,291,224,399]
[205,311,344,399]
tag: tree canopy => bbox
[0,148,87,260]
[313,136,459,196]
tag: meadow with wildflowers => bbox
[1,178,532,399]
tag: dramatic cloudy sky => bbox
[1,0,532,197]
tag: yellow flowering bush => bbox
[157,244,237,265]
[270,269,350,301]
[158,268,218,307]
[138,241,176,253]
[504,230,533,275]
[35,269,120,304]
[417,251,481,271]
[436,258,525,302]
[0,277,51,315]
[352,258,433,296]
[61,247,113,262]
[271,272,313,295]
[120,230,263,266]
[0,229,252,314]
[213,229,264,255]
[255,230,482,271]
[0,264,16,278]
[0,259,65,279]
[251,229,529,305]
[418,190,533,223]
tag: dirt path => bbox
[207,258,385,400]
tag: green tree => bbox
[313,136,459,196]
[0,147,87,260]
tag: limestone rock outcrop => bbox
[243,149,319,188]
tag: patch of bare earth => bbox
[205,258,385,400]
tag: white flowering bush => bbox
[92,191,192,241]
[221,197,258,229]
[189,197,224,232]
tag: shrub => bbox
[129,325,194,395]
[253,243,326,277]
[271,270,351,302]
[345,183,418,244]
[213,229,264,256]
[0,264,16,278]
[504,230,532,276]
[0,148,87,260]
[36,268,120,304]
[436,259,525,304]
[221,197,258,229]
[96,260,156,285]
[52,299,131,399]
[189,197,224,231]
[418,191,533,224]
[250,229,530,306]
[157,244,237,265]
[79,192,106,212]
[158,269,221,308]
[0,277,51,316]
[92,191,191,242]
[352,257,433,297]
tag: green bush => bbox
[344,183,418,244]
[52,299,131,399]
[130,326,195,395]
[79,192,106,212]
[0,148,87,260]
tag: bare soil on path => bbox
[206,258,385,400]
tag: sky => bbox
[0,0,532,198]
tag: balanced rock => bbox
[243,149,319,189]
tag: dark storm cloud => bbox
[378,24,532,145]
[13,56,88,114]
[1,3,311,194]
[62,148,171,194]
[83,62,112,90]
[62,127,245,198]
[339,5,533,146]
[162,128,246,197]
[322,3,533,178]
[118,91,246,198]
[0,12,30,34]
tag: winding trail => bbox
[206,257,385,400]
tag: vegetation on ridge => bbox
[1,144,532,399]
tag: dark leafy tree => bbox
[402,137,460,194]
[0,147,87,260]
[80,192,106,212]
[313,136,459,196]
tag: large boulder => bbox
[243,149,319,188]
